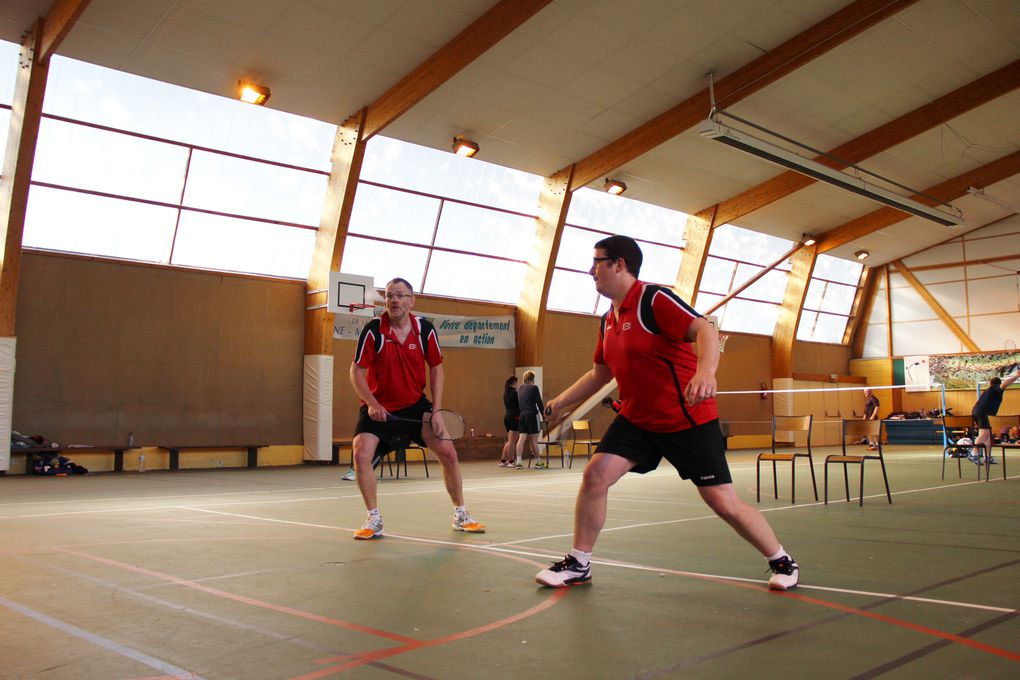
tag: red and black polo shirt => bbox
[353,312,442,412]
[595,281,718,432]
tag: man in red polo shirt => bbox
[349,277,484,539]
[535,235,798,590]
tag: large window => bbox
[797,253,863,343]
[548,188,687,314]
[23,55,335,278]
[698,225,794,334]
[341,137,541,304]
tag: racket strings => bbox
[434,410,466,440]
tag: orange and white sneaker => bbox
[452,511,485,533]
[353,516,383,540]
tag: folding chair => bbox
[825,419,891,506]
[567,420,600,469]
[940,415,984,480]
[380,438,429,479]
[535,420,565,468]
[756,415,817,504]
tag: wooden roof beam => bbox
[696,57,1020,229]
[889,259,980,352]
[816,149,1020,253]
[848,266,879,357]
[38,0,91,64]
[772,245,817,379]
[566,0,919,191]
[361,0,553,140]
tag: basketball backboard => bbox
[328,272,375,317]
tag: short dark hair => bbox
[594,235,642,277]
[387,277,414,294]
[990,377,1002,386]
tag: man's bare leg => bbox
[698,484,780,557]
[352,433,380,510]
[572,453,634,550]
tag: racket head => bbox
[430,409,465,440]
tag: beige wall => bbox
[14,252,305,447]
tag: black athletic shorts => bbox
[519,412,541,435]
[596,415,732,487]
[504,414,519,432]
[973,411,991,429]
[354,396,432,456]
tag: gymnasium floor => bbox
[1,446,1018,680]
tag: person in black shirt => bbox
[499,375,520,467]
[515,370,545,469]
[972,368,1019,464]
[863,389,880,450]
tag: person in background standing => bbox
[863,388,880,450]
[515,370,545,469]
[499,375,520,467]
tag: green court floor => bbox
[1,445,1018,679]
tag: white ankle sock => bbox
[368,508,380,519]
[767,546,787,562]
[570,548,592,566]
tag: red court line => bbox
[55,547,420,645]
[291,588,572,680]
[772,589,1020,663]
[612,562,1020,663]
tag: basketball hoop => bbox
[344,303,373,313]
[718,333,729,353]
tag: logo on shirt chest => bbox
[408,343,417,350]
[621,322,632,331]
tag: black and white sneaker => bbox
[535,555,592,587]
[767,555,799,591]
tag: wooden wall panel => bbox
[14,252,304,446]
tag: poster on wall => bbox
[904,355,931,392]
[928,351,1020,390]
[333,309,515,349]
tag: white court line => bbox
[179,506,1018,616]
[0,594,205,679]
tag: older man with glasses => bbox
[348,277,485,539]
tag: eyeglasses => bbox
[591,256,616,268]
[384,292,413,300]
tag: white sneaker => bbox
[767,555,799,590]
[341,468,356,481]
[535,555,591,587]
[352,516,383,540]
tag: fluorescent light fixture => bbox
[967,187,1020,214]
[237,80,270,105]
[855,250,870,260]
[452,135,479,157]
[604,178,627,195]
[801,234,817,246]
[697,118,964,227]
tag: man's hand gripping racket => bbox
[387,410,466,441]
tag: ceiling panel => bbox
[0,0,1014,270]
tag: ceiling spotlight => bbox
[801,234,817,246]
[452,135,479,158]
[855,250,870,261]
[604,178,627,195]
[237,80,270,106]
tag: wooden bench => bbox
[162,445,266,470]
[13,444,138,473]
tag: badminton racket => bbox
[386,409,466,441]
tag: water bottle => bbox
[127,432,135,447]
[138,451,146,472]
